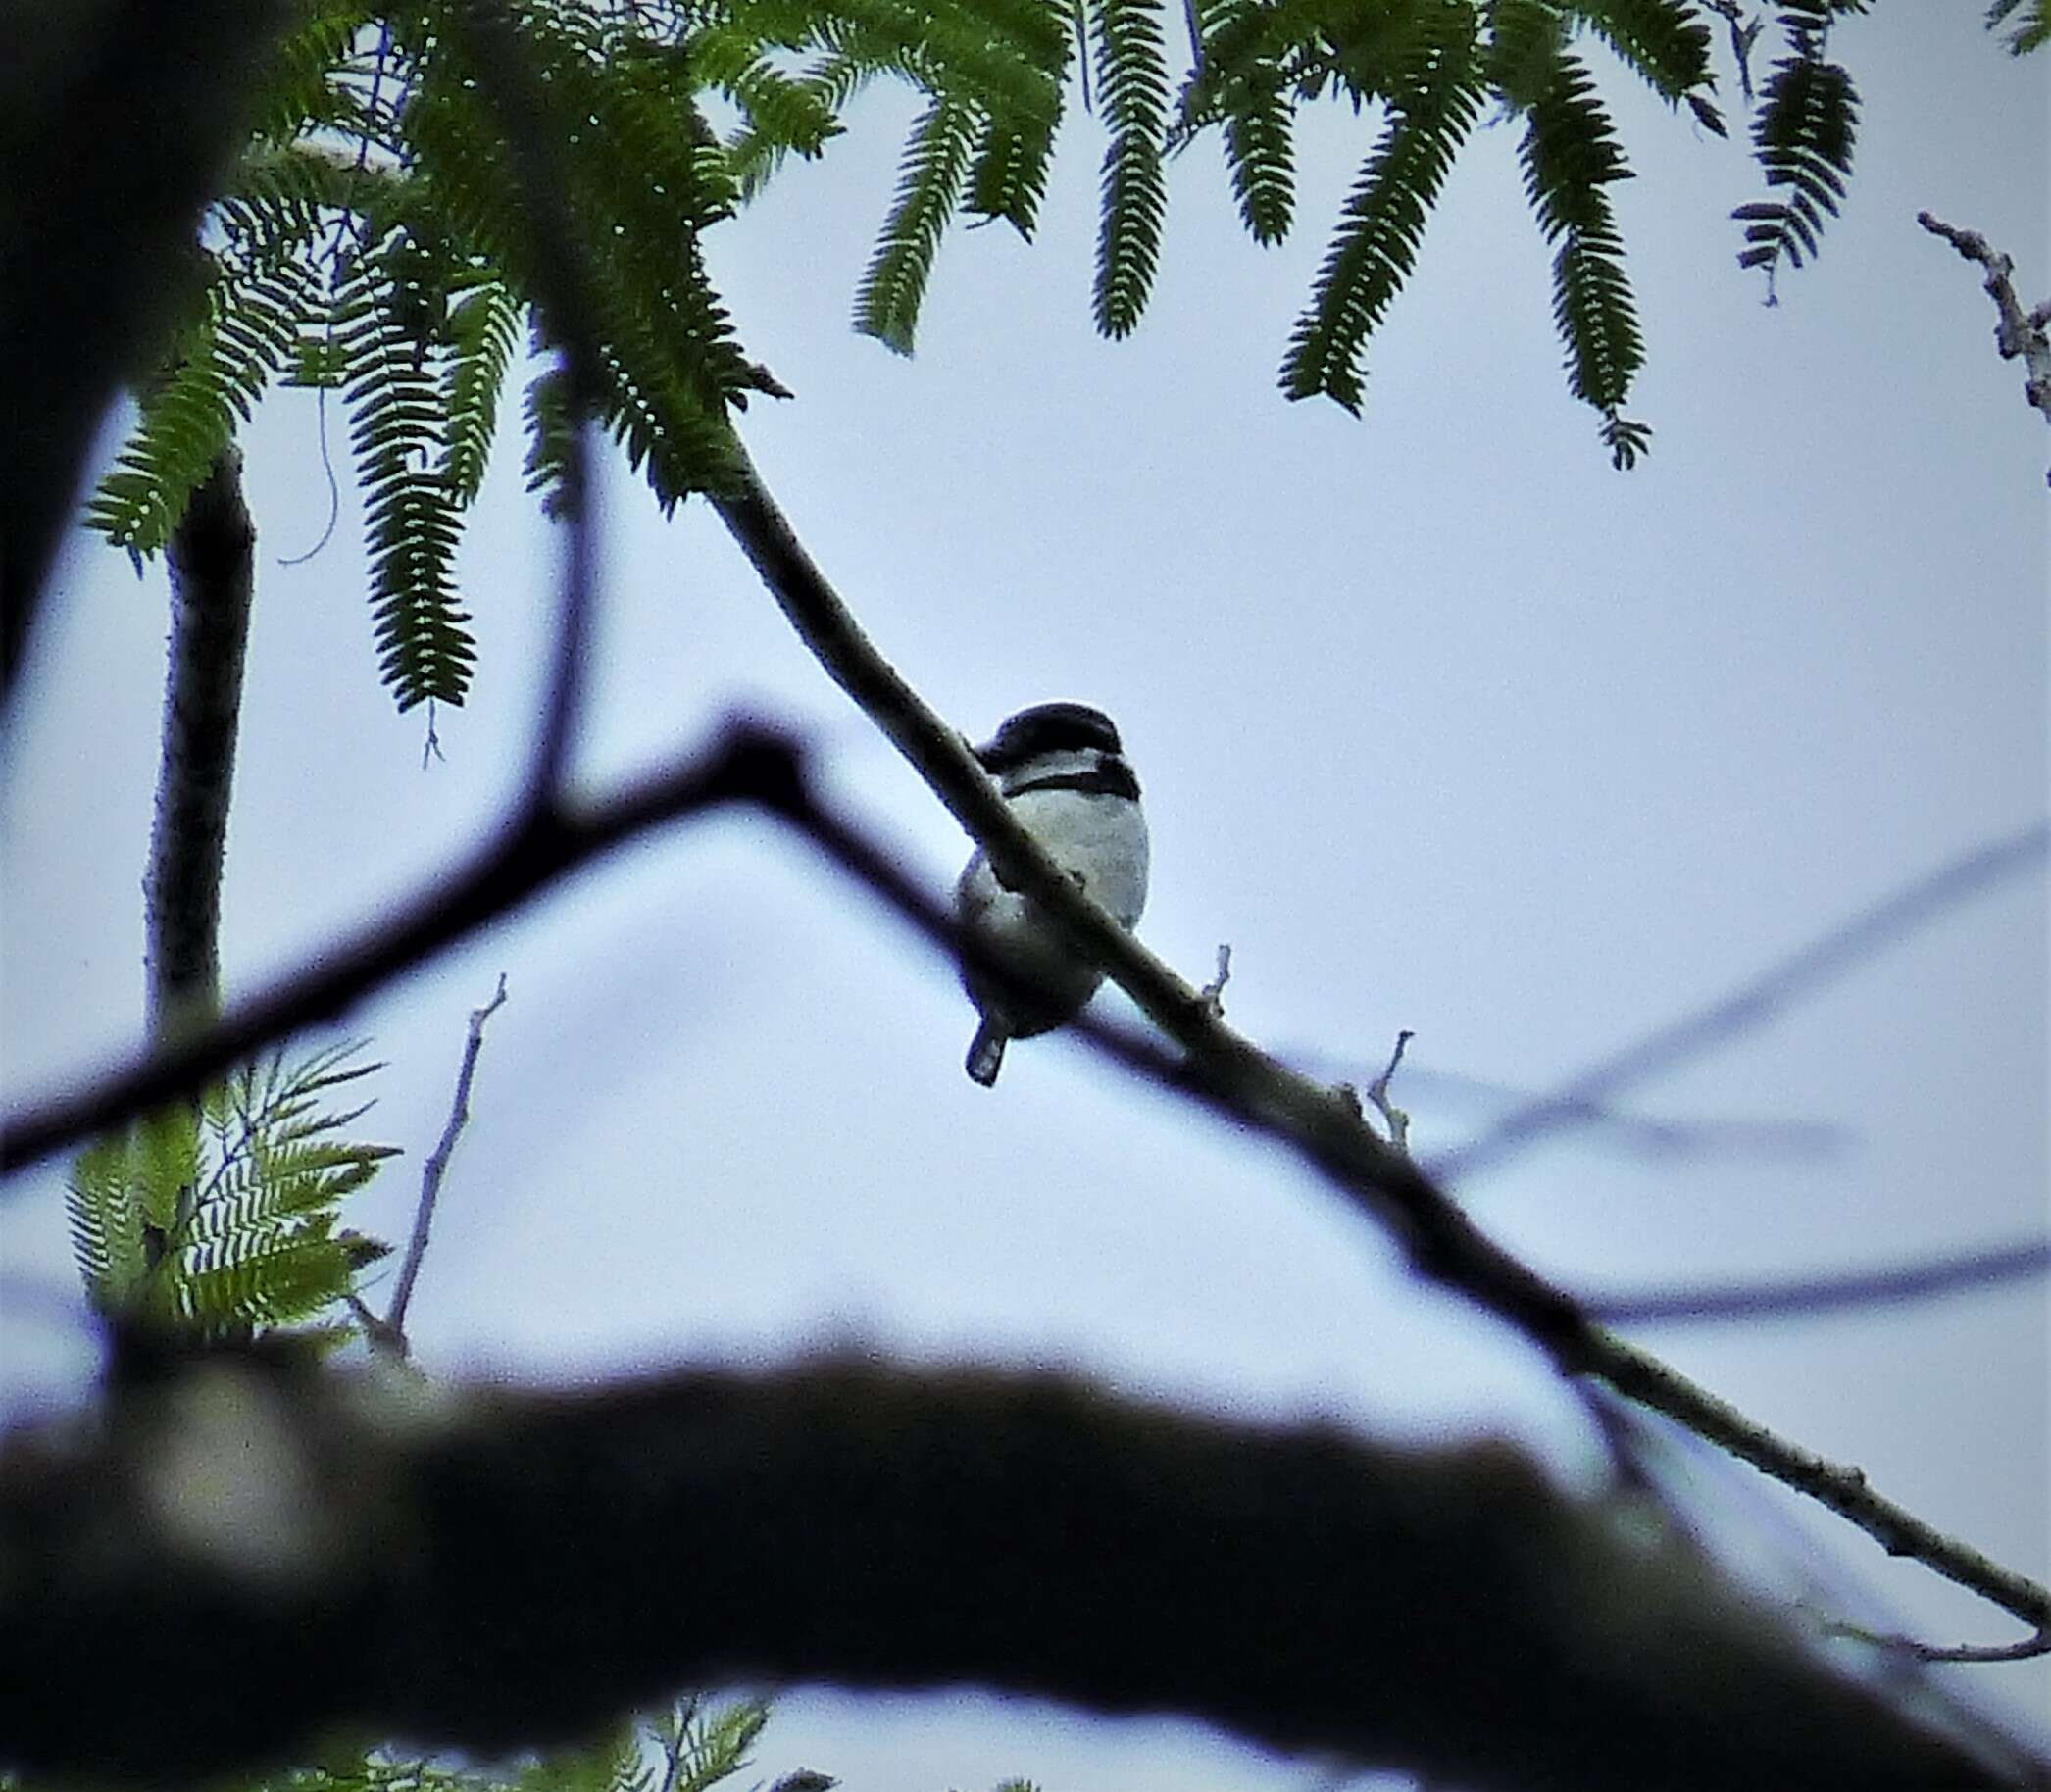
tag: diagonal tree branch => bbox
[8,532,2042,1648]
[699,440,2051,1645]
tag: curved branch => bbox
[1,1353,2039,1791]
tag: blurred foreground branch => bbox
[0,1350,2039,1792]
[0,0,293,697]
[5,758,2047,1647]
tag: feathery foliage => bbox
[856,97,985,353]
[78,0,1904,722]
[1567,0,1719,120]
[1730,3,1865,296]
[1090,0,1174,334]
[1281,4,1487,414]
[1986,0,2051,54]
[1519,49,1652,468]
[65,1041,394,1340]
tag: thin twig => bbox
[381,973,510,1351]
[1428,822,2051,1184]
[1199,942,1231,1015]
[1819,1615,2050,1667]
[1587,1238,2051,1324]
[0,723,802,1173]
[1589,1330,2049,1633]
[1365,1028,1413,1153]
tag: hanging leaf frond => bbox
[337,235,475,711]
[1520,50,1649,465]
[1092,0,1174,335]
[854,96,983,353]
[1281,4,1484,411]
[1565,0,1717,110]
[1731,3,1862,290]
[86,253,325,559]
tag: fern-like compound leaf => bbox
[1986,0,2051,54]
[1732,4,1860,286]
[1281,4,1484,411]
[1564,0,1714,107]
[1520,51,1648,461]
[1488,0,1570,110]
[855,96,983,353]
[1224,82,1297,246]
[441,274,525,503]
[86,256,323,558]
[65,1042,391,1337]
[338,241,475,712]
[1091,0,1174,336]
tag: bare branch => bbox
[1588,1237,2051,1324]
[10,476,2048,1648]
[146,447,256,1038]
[699,444,2051,1643]
[380,974,511,1351]
[1918,210,2051,483]
[0,1352,2039,1791]
[1429,822,2051,1184]
[1819,1614,2051,1668]
[1590,1331,2050,1634]
[0,723,807,1174]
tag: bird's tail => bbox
[965,1020,1008,1086]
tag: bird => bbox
[955,701,1149,1086]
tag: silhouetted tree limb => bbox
[0,1351,2040,1792]
[6,708,2048,1649]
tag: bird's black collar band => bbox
[1007,762,1140,801]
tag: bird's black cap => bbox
[975,702,1123,772]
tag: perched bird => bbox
[955,701,1149,1086]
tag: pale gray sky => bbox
[3,9,2047,1788]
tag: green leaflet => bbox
[1519,49,1652,468]
[1987,0,2051,55]
[1281,4,1486,413]
[65,1041,394,1339]
[855,96,983,353]
[1090,0,1173,336]
[1731,3,1863,293]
